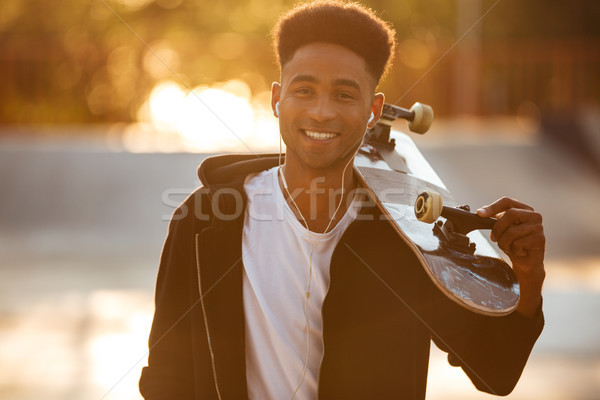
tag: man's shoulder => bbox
[168,153,281,226]
[197,153,281,190]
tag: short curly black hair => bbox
[272,0,396,84]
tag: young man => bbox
[140,1,545,399]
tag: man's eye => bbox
[295,88,312,95]
[337,92,355,99]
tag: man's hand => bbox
[477,197,546,318]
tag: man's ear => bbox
[271,82,281,118]
[368,92,385,128]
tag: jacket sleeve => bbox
[424,280,544,396]
[139,193,212,399]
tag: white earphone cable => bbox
[281,149,360,400]
[276,101,371,398]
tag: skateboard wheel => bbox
[415,190,443,223]
[408,102,434,134]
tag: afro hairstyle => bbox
[272,0,396,84]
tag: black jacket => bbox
[139,154,544,399]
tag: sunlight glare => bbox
[148,81,186,131]
[88,290,153,398]
[178,85,254,151]
[133,79,280,153]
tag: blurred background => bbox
[0,0,599,399]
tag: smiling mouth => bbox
[303,130,338,140]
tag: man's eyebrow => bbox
[288,75,362,91]
[289,74,318,85]
[333,78,361,91]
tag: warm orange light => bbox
[129,79,280,153]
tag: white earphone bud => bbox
[368,111,374,124]
[275,101,280,117]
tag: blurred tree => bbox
[0,0,598,125]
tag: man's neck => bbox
[278,161,357,233]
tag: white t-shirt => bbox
[241,166,359,400]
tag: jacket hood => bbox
[192,153,283,227]
[197,153,283,189]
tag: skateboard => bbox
[354,103,519,316]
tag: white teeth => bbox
[304,130,337,140]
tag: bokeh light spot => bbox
[110,0,154,11]
[0,0,23,31]
[143,41,181,79]
[398,39,432,70]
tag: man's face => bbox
[272,42,384,172]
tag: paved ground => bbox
[0,121,599,399]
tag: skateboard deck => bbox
[354,106,519,316]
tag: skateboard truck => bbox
[366,102,434,149]
[414,190,496,255]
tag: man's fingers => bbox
[477,196,534,218]
[511,234,546,256]
[491,208,543,243]
[496,224,545,254]
[475,197,545,262]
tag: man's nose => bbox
[306,96,336,121]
